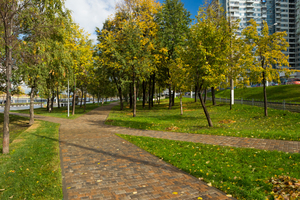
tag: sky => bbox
[65,0,205,42]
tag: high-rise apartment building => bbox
[296,0,300,68]
[212,0,299,70]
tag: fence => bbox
[206,97,300,113]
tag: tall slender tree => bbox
[242,19,289,117]
[0,0,70,154]
[180,3,230,127]
[155,0,191,110]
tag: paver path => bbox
[112,127,300,154]
[10,103,233,200]
[9,102,300,199]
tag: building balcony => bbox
[246,4,254,8]
[246,9,254,13]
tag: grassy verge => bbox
[210,85,300,103]
[0,114,30,148]
[11,102,110,119]
[118,135,300,200]
[0,120,62,199]
[106,98,300,141]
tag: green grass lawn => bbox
[118,135,300,200]
[0,120,62,199]
[11,102,110,119]
[0,114,30,149]
[106,98,300,141]
[210,85,300,103]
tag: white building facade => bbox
[214,0,299,70]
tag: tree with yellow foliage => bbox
[242,19,289,117]
[99,0,160,117]
[66,23,94,115]
[179,4,231,127]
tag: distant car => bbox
[286,78,300,85]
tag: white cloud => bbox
[65,0,119,42]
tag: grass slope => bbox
[210,85,300,102]
[106,98,300,141]
[119,135,300,200]
[11,102,109,119]
[0,120,62,199]
[0,114,30,149]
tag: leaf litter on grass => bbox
[268,176,300,200]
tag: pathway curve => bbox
[112,126,300,154]
[11,104,234,200]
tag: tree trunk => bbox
[204,89,207,104]
[211,87,216,105]
[57,88,60,108]
[180,90,183,115]
[172,87,175,106]
[263,71,268,116]
[195,85,197,102]
[230,78,234,110]
[72,88,76,115]
[47,98,50,111]
[29,86,35,125]
[151,74,155,107]
[118,88,123,110]
[142,81,146,108]
[97,91,100,106]
[148,77,152,109]
[51,93,54,111]
[93,95,94,104]
[199,89,213,127]
[125,94,128,104]
[84,90,87,113]
[80,87,83,107]
[158,87,160,104]
[2,3,17,154]
[168,84,172,109]
[3,35,13,154]
[129,83,133,109]
[136,80,139,103]
[133,75,136,117]
[48,97,52,113]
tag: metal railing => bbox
[206,97,300,113]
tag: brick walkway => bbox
[111,127,300,154]
[9,102,300,200]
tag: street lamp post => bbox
[68,79,69,117]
